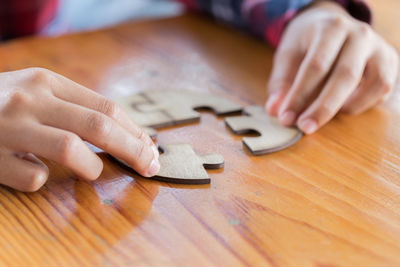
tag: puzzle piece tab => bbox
[225,105,303,155]
[113,144,224,184]
[116,90,242,134]
[155,144,224,184]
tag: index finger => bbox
[47,70,154,145]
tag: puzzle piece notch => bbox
[225,105,303,155]
[155,144,224,184]
[116,93,171,129]
[116,90,242,131]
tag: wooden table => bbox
[1,2,400,266]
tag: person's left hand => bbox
[265,1,399,134]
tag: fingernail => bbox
[152,145,159,160]
[298,119,318,134]
[147,159,160,177]
[279,110,296,125]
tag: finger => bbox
[342,78,388,115]
[342,48,399,114]
[38,99,159,177]
[266,44,304,116]
[15,152,49,169]
[0,149,48,192]
[48,72,155,143]
[278,26,348,125]
[0,121,103,180]
[297,32,374,134]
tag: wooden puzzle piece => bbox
[155,144,224,184]
[116,89,242,135]
[225,105,303,155]
[117,93,169,133]
[114,144,224,184]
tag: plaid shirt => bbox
[179,0,371,47]
[0,0,370,45]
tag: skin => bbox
[266,1,399,134]
[0,68,160,192]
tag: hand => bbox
[0,68,160,192]
[265,1,399,134]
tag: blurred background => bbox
[43,0,184,36]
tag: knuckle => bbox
[338,65,359,81]
[357,23,372,39]
[308,56,330,73]
[29,67,52,84]
[379,79,393,94]
[8,91,31,108]
[57,134,79,164]
[86,113,112,139]
[97,98,120,119]
[375,71,394,95]
[327,15,347,28]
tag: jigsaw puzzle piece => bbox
[112,143,224,184]
[225,105,303,155]
[139,92,200,125]
[200,154,225,169]
[113,94,159,138]
[155,144,224,184]
[116,93,172,129]
[138,90,242,123]
[117,90,242,131]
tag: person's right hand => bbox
[0,68,160,192]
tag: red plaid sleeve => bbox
[177,0,371,47]
[0,0,59,40]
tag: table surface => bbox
[0,1,400,266]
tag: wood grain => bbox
[0,1,400,266]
